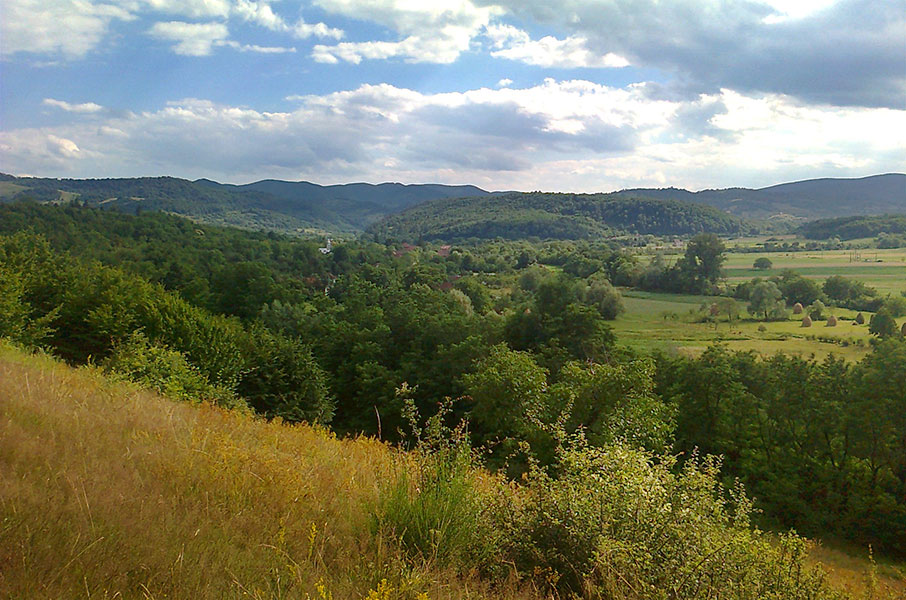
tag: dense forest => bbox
[799,214,906,241]
[1,202,904,595]
[369,192,752,241]
[618,174,906,219]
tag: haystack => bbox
[793,302,803,315]
[801,315,812,327]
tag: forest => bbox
[368,192,753,241]
[1,201,904,597]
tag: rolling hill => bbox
[367,191,753,241]
[617,174,906,219]
[0,173,491,235]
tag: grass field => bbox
[612,289,903,361]
[723,247,906,296]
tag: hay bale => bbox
[855,312,865,324]
[826,315,837,327]
[793,302,803,314]
[709,303,720,316]
[801,315,812,327]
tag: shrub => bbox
[104,332,245,410]
[503,438,842,598]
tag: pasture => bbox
[722,247,906,296]
[611,289,902,362]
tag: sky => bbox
[1,0,904,192]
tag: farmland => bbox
[612,244,906,360]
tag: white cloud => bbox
[3,81,903,190]
[485,24,629,68]
[141,0,232,19]
[42,98,107,114]
[222,41,296,53]
[148,21,230,56]
[497,78,513,87]
[293,19,345,39]
[1,0,134,58]
[311,0,499,63]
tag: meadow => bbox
[723,246,906,295]
[612,243,906,360]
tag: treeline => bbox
[799,214,906,240]
[659,345,906,554]
[369,192,752,241]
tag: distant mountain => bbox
[1,172,901,238]
[616,174,906,219]
[0,174,491,235]
[368,192,753,242]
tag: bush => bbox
[503,438,842,598]
[104,333,245,410]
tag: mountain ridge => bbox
[1,172,902,235]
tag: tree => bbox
[463,344,548,445]
[753,257,773,270]
[779,271,822,306]
[674,233,726,294]
[869,308,898,338]
[748,281,785,320]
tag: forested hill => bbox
[617,173,906,219]
[0,173,490,235]
[368,192,752,241]
[798,214,906,240]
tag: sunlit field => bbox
[612,289,903,361]
[722,247,906,296]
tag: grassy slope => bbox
[0,345,534,600]
[2,345,904,598]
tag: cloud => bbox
[222,41,296,53]
[311,0,499,63]
[476,0,906,108]
[485,24,629,68]
[3,81,903,190]
[148,21,230,56]
[2,0,343,59]
[1,0,134,58]
[43,99,107,114]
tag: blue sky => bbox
[1,0,904,191]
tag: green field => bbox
[722,247,906,295]
[612,289,903,361]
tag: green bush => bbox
[503,438,843,598]
[104,333,246,410]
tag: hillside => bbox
[798,214,906,240]
[0,173,491,235]
[5,344,901,599]
[618,174,906,220]
[368,192,752,241]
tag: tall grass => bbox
[0,344,535,599]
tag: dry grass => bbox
[807,543,906,600]
[0,345,537,600]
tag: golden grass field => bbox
[2,344,904,599]
[0,344,538,600]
